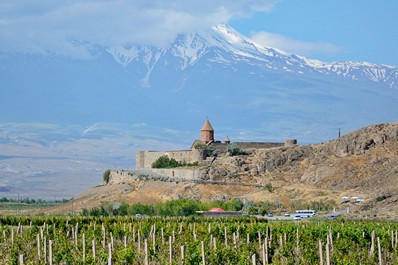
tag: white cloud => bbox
[250,31,343,57]
[0,0,279,58]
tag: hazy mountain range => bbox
[0,24,397,199]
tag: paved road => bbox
[254,209,349,221]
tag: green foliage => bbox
[151,155,200,168]
[103,169,111,184]
[226,143,247,156]
[0,216,397,264]
[81,198,244,217]
[195,143,219,157]
[264,183,274,192]
[151,155,180,168]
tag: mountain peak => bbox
[106,24,398,89]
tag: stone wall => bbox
[136,149,203,169]
[107,168,203,184]
[210,142,285,154]
[149,168,202,180]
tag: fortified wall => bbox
[136,149,204,170]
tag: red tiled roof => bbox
[208,207,225,213]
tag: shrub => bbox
[152,155,200,168]
[103,169,111,184]
[194,143,219,157]
[264,183,274,192]
[152,155,180,168]
[226,143,247,156]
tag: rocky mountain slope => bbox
[49,122,398,219]
[108,25,398,89]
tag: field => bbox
[0,201,66,216]
[1,216,398,264]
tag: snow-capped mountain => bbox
[108,25,398,89]
[1,24,398,199]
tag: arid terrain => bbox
[46,123,398,219]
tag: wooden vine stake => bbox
[82,233,86,263]
[265,237,269,264]
[92,239,96,262]
[43,237,47,263]
[319,240,323,265]
[144,239,149,265]
[258,231,262,249]
[181,245,185,263]
[110,232,114,250]
[262,242,267,265]
[138,230,141,252]
[102,225,106,249]
[201,241,206,265]
[37,233,41,260]
[108,243,112,265]
[224,227,228,247]
[395,230,398,249]
[377,237,382,265]
[19,254,24,265]
[326,243,330,265]
[49,240,53,265]
[251,254,256,265]
[169,236,173,264]
[370,230,375,256]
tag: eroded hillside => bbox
[48,123,398,218]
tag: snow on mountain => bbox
[107,24,398,89]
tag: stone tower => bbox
[201,119,214,143]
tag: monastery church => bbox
[136,119,296,170]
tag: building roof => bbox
[208,207,225,213]
[201,119,214,131]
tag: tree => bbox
[226,143,247,156]
[103,169,111,184]
[151,155,180,168]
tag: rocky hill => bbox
[49,123,398,219]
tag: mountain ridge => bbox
[107,24,398,89]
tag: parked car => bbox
[293,215,302,220]
[327,215,337,220]
[267,212,273,217]
[284,212,290,217]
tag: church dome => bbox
[201,119,214,131]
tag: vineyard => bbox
[1,216,398,264]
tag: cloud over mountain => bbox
[0,0,278,58]
[250,31,344,58]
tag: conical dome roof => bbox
[201,119,214,131]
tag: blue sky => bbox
[0,0,397,65]
[231,1,398,66]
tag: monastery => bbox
[136,119,297,170]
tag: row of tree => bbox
[80,198,336,217]
[81,199,244,217]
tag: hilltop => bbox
[47,122,398,219]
